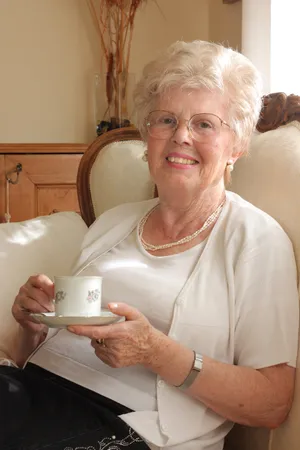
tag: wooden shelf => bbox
[0,143,88,154]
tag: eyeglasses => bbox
[145,110,231,142]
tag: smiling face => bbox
[146,87,238,202]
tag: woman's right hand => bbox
[12,274,55,334]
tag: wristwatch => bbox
[177,351,203,390]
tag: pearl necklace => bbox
[138,199,226,251]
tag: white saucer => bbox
[30,310,124,328]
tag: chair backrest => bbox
[76,93,300,450]
[228,120,300,450]
[77,127,155,227]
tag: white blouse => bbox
[31,229,205,411]
[29,192,299,450]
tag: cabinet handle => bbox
[6,163,22,185]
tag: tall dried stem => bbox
[87,0,151,124]
[86,0,109,64]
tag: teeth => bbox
[167,156,197,165]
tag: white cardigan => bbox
[32,191,299,450]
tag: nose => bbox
[171,121,193,146]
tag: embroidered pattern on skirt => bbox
[63,427,145,450]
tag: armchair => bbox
[0,93,300,450]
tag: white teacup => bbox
[54,276,102,317]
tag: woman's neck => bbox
[154,187,226,241]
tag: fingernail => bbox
[109,303,118,309]
[68,327,75,332]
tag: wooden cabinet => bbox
[0,144,88,223]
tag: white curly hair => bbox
[133,40,263,153]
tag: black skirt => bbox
[0,363,150,450]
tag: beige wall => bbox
[0,0,241,144]
[0,0,98,144]
[130,0,209,77]
[209,0,242,50]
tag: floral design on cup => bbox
[55,290,67,303]
[87,289,101,303]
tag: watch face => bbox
[194,354,203,371]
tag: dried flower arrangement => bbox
[86,0,151,135]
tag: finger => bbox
[91,340,108,359]
[12,305,47,332]
[91,341,115,365]
[17,286,53,312]
[27,274,54,298]
[91,339,98,350]
[14,297,50,318]
[94,351,112,366]
[68,325,111,340]
[19,320,46,333]
[108,302,142,321]
[91,339,108,350]
[25,285,54,312]
[68,319,131,339]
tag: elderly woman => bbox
[0,40,298,450]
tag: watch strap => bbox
[177,351,203,390]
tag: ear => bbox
[230,129,252,160]
[231,151,243,165]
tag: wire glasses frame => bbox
[145,110,231,142]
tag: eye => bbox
[193,120,213,130]
[158,115,177,126]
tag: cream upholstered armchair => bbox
[0,93,298,450]
[76,93,300,450]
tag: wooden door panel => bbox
[25,155,81,184]
[38,185,80,216]
[4,154,82,222]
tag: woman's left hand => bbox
[67,303,161,368]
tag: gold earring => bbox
[142,150,148,162]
